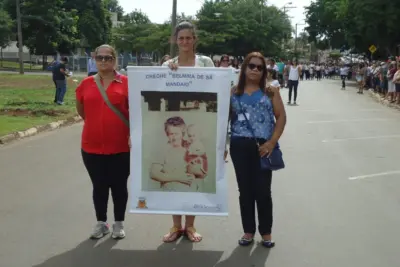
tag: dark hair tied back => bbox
[174,21,196,38]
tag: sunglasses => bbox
[95,55,114,62]
[248,63,264,72]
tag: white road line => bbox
[304,108,384,112]
[349,171,400,180]
[307,118,394,124]
[322,134,400,143]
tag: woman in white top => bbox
[161,21,214,243]
[288,60,302,105]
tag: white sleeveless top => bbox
[289,66,300,81]
[162,55,214,67]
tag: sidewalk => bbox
[0,70,88,77]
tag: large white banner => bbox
[127,66,232,216]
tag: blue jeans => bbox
[55,80,67,104]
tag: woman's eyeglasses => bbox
[248,63,264,72]
[95,55,114,62]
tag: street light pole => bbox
[16,0,24,74]
[170,0,177,58]
[281,2,296,57]
[294,22,305,60]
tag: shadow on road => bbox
[215,243,270,267]
[31,237,271,267]
[32,238,223,267]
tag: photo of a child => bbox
[141,91,217,194]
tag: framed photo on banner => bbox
[127,66,231,216]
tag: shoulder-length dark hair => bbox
[235,52,267,95]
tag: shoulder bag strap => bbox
[237,98,259,147]
[93,74,129,127]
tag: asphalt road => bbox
[1,79,400,267]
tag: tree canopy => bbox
[112,0,292,57]
[0,1,13,48]
[305,0,400,58]
[1,0,293,57]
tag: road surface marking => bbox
[304,108,384,112]
[322,134,400,143]
[349,170,400,180]
[308,118,394,124]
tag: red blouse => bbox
[76,73,129,155]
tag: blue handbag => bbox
[238,99,285,171]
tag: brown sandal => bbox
[163,226,183,243]
[185,226,202,242]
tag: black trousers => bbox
[288,80,299,102]
[53,79,57,103]
[230,138,273,236]
[316,71,322,80]
[82,150,130,222]
[341,75,347,88]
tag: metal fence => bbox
[0,50,159,73]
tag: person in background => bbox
[268,59,279,72]
[76,44,130,240]
[287,60,302,105]
[393,62,400,104]
[231,58,240,70]
[356,63,365,94]
[87,52,98,76]
[266,68,280,88]
[51,59,60,103]
[162,21,214,243]
[316,64,322,81]
[276,59,285,87]
[386,62,397,101]
[53,57,69,105]
[219,54,231,68]
[283,60,291,88]
[230,52,286,247]
[340,64,349,90]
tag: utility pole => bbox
[294,22,305,60]
[281,2,296,58]
[170,0,177,58]
[260,0,264,23]
[16,0,24,74]
[294,23,298,59]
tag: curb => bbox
[368,90,400,111]
[0,115,83,145]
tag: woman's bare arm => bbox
[76,101,84,119]
[270,92,287,145]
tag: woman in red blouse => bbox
[76,44,130,240]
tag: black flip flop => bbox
[238,237,254,246]
[261,239,275,248]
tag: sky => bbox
[119,0,311,33]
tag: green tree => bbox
[0,6,13,48]
[4,0,79,54]
[305,0,400,57]
[113,10,152,52]
[104,0,124,20]
[63,0,112,49]
[196,0,292,57]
